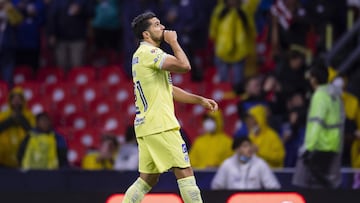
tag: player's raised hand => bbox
[200,98,218,112]
[164,30,178,44]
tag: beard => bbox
[149,31,164,44]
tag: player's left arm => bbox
[173,86,218,111]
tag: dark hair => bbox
[131,11,157,40]
[232,137,251,150]
[101,135,119,149]
[309,60,328,85]
[289,49,304,60]
[36,112,51,122]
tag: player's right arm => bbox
[173,86,218,111]
[161,30,191,73]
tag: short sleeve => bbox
[147,47,168,70]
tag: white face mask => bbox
[203,119,216,133]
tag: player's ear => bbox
[142,30,150,40]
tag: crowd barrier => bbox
[0,169,359,203]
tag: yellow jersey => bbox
[132,42,180,137]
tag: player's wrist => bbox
[168,40,179,47]
[198,96,207,105]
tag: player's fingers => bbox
[211,100,218,111]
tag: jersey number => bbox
[135,81,148,112]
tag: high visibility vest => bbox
[21,131,59,169]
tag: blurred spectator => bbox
[12,0,45,73]
[189,110,233,169]
[0,87,35,168]
[246,104,285,168]
[91,0,121,66]
[354,172,360,189]
[211,137,280,190]
[328,68,360,166]
[114,125,138,171]
[293,61,344,189]
[235,76,266,138]
[351,131,360,189]
[161,0,207,81]
[209,0,260,86]
[18,112,68,169]
[237,76,267,116]
[351,131,360,168]
[282,92,307,167]
[262,73,288,128]
[276,48,308,95]
[47,0,94,72]
[0,0,23,85]
[270,0,309,58]
[82,134,118,170]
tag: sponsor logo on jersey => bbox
[132,57,139,65]
[182,144,187,153]
[184,154,189,162]
[134,117,145,126]
[168,73,173,84]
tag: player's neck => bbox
[142,39,160,47]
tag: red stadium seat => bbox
[13,65,33,84]
[171,73,191,86]
[56,98,84,118]
[0,80,8,104]
[27,97,53,115]
[120,100,136,119]
[177,111,203,143]
[67,67,96,86]
[16,82,42,104]
[63,112,93,130]
[67,141,86,166]
[72,128,101,149]
[178,81,204,95]
[0,99,7,112]
[107,83,133,105]
[77,82,106,104]
[55,126,75,142]
[219,99,240,136]
[37,67,65,84]
[44,82,74,104]
[191,104,206,117]
[204,82,234,102]
[98,65,129,87]
[88,98,117,116]
[203,66,219,84]
[96,112,127,136]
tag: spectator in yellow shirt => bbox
[246,105,285,168]
[189,110,233,169]
[0,87,35,168]
[82,135,119,170]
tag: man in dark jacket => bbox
[47,0,94,71]
[0,0,22,85]
[12,0,45,73]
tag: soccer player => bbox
[122,12,218,203]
